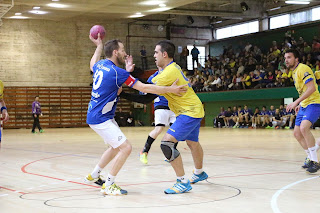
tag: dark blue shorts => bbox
[167,114,202,142]
[295,104,320,126]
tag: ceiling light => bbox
[216,21,222,24]
[136,12,142,15]
[52,0,60,1]
[47,3,69,8]
[33,6,41,10]
[159,3,166,7]
[268,6,281,11]
[148,7,171,12]
[15,12,22,15]
[285,1,310,4]
[29,10,48,15]
[129,14,145,18]
[140,1,165,6]
[9,16,29,19]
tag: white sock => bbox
[289,120,292,128]
[308,146,319,162]
[235,122,239,126]
[194,168,203,175]
[177,175,188,183]
[91,165,102,178]
[305,149,311,159]
[316,143,320,152]
[105,173,116,186]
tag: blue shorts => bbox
[295,104,320,126]
[167,114,202,142]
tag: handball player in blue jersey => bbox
[0,80,9,149]
[84,34,187,195]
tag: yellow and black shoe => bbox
[84,174,105,186]
[101,183,127,195]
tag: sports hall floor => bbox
[0,127,319,213]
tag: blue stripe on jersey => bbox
[86,59,130,125]
[147,71,169,108]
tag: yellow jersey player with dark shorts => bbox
[0,80,9,149]
[285,49,320,174]
[152,40,208,194]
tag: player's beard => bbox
[117,55,125,65]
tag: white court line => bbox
[0,194,8,197]
[271,175,320,213]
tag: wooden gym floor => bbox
[0,127,319,213]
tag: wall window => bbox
[270,14,290,29]
[291,11,309,25]
[216,20,258,40]
[312,6,320,21]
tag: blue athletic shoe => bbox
[164,180,192,194]
[190,171,208,184]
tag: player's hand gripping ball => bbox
[90,25,106,40]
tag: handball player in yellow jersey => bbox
[152,40,208,194]
[285,49,320,173]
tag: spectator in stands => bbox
[191,45,200,70]
[265,71,275,88]
[180,46,189,69]
[252,70,266,89]
[235,73,243,90]
[140,45,148,71]
[241,73,251,89]
[31,96,43,133]
[209,74,222,91]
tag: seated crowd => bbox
[214,105,297,129]
[189,34,320,92]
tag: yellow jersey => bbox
[315,71,320,85]
[293,63,320,108]
[152,62,204,118]
[0,80,3,100]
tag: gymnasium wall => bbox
[210,21,320,56]
[0,16,212,87]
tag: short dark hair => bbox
[285,49,300,61]
[156,40,175,58]
[104,39,122,58]
[35,96,39,98]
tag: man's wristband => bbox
[1,106,7,112]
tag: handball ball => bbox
[90,25,106,40]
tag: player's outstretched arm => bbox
[132,79,187,96]
[89,33,103,71]
[120,92,157,104]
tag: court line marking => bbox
[271,175,320,213]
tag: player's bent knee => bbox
[160,141,180,162]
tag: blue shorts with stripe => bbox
[295,104,320,126]
[167,114,202,142]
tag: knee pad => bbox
[161,141,180,162]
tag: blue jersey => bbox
[268,110,276,116]
[87,59,137,125]
[280,109,288,116]
[147,71,169,108]
[242,109,253,116]
[260,110,269,115]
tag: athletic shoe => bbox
[302,157,311,169]
[84,174,105,186]
[265,126,273,129]
[275,126,280,129]
[101,183,127,195]
[140,152,148,164]
[31,131,36,134]
[306,161,320,174]
[164,179,192,194]
[39,129,44,133]
[190,171,208,184]
[284,126,290,130]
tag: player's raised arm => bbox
[89,33,103,71]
